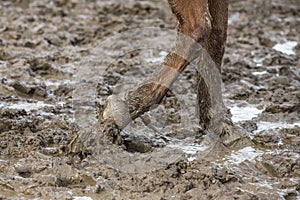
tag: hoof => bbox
[198,132,231,159]
[101,118,123,145]
[199,119,253,151]
[102,95,131,129]
[221,120,253,149]
[100,95,131,145]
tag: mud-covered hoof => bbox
[101,118,123,145]
[199,118,253,152]
[198,133,231,158]
[102,95,131,129]
[221,120,253,149]
[99,95,131,145]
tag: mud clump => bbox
[0,0,300,199]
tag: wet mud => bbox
[0,0,299,199]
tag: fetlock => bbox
[199,109,252,149]
[220,116,253,149]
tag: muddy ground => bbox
[0,0,299,199]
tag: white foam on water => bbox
[225,146,264,165]
[229,104,263,123]
[144,51,168,63]
[250,181,274,190]
[255,121,300,134]
[168,142,209,162]
[6,101,54,112]
[73,197,93,200]
[272,41,297,55]
[168,143,209,155]
[252,71,267,76]
[44,80,75,88]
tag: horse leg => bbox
[197,0,251,148]
[100,0,212,144]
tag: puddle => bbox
[167,140,210,162]
[228,102,300,136]
[272,41,297,55]
[225,146,264,165]
[250,181,274,190]
[168,143,208,155]
[44,80,74,88]
[252,71,268,76]
[255,121,300,134]
[73,196,93,200]
[1,101,54,112]
[229,104,264,123]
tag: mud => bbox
[0,0,299,199]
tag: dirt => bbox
[0,0,299,199]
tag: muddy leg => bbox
[100,0,212,144]
[197,0,251,148]
[196,0,228,136]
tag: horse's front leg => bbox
[99,0,212,144]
